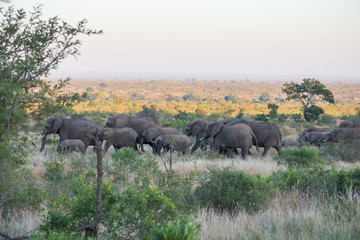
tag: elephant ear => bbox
[192,121,205,137]
[208,123,223,139]
[52,117,63,133]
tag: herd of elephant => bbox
[39,114,282,158]
[297,121,360,146]
[39,113,359,158]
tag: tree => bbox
[281,78,334,121]
[267,103,279,119]
[0,5,102,140]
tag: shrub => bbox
[104,186,177,240]
[277,113,288,123]
[277,146,325,169]
[270,167,360,197]
[254,113,269,122]
[268,103,279,119]
[304,105,324,122]
[30,232,87,240]
[156,170,198,214]
[109,147,160,187]
[150,215,201,240]
[194,168,273,213]
[318,114,337,126]
[319,141,360,162]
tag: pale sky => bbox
[5,0,360,81]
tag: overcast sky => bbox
[6,0,360,81]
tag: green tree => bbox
[281,78,334,121]
[0,5,102,140]
[267,103,279,119]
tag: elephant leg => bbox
[274,145,281,156]
[191,140,199,154]
[262,146,271,157]
[240,148,247,159]
[104,141,111,152]
[162,146,169,155]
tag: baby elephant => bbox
[98,127,139,152]
[151,134,191,155]
[300,131,329,146]
[59,139,86,154]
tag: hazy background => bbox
[7,0,360,81]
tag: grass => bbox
[195,191,360,240]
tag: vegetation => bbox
[282,78,335,121]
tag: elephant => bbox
[151,134,191,155]
[59,139,86,154]
[185,120,210,153]
[339,121,360,128]
[299,127,330,142]
[104,114,162,151]
[299,131,330,146]
[140,127,180,154]
[201,122,259,158]
[320,128,360,143]
[229,120,281,156]
[40,117,98,153]
[97,127,139,152]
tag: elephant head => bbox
[320,131,332,142]
[97,128,112,143]
[104,116,116,128]
[40,117,64,152]
[185,120,206,137]
[203,122,224,144]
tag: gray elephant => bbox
[299,127,330,142]
[140,127,180,154]
[40,117,98,153]
[229,120,281,156]
[320,128,360,143]
[104,114,162,151]
[185,120,209,153]
[299,131,330,146]
[97,127,139,152]
[151,134,191,155]
[202,122,259,158]
[339,121,360,128]
[59,139,86,154]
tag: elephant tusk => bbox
[41,134,46,138]
[199,137,205,141]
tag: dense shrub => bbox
[319,141,360,162]
[109,148,160,187]
[277,146,325,169]
[194,168,273,213]
[254,113,269,122]
[104,186,177,240]
[0,142,43,212]
[304,105,324,122]
[271,167,360,197]
[318,114,337,126]
[150,215,201,240]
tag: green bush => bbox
[194,168,273,213]
[150,215,201,240]
[104,185,177,240]
[277,146,325,169]
[156,170,198,214]
[277,113,288,123]
[110,147,160,187]
[40,169,118,233]
[318,114,337,126]
[254,113,269,122]
[30,232,87,240]
[304,105,324,122]
[0,142,43,212]
[319,141,360,162]
[270,167,360,197]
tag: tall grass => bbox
[195,191,360,240]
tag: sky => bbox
[5,0,360,81]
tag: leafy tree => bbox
[0,5,102,140]
[259,92,271,102]
[282,78,334,122]
[267,103,279,119]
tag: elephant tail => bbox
[251,132,260,153]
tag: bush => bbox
[319,141,360,162]
[254,113,269,122]
[318,114,337,126]
[194,168,273,213]
[270,167,360,197]
[277,113,288,123]
[104,186,177,240]
[150,215,201,240]
[277,146,325,169]
[109,147,160,187]
[0,142,43,212]
[304,105,324,122]
[30,232,87,240]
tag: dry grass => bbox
[195,191,360,240]
[0,210,42,238]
